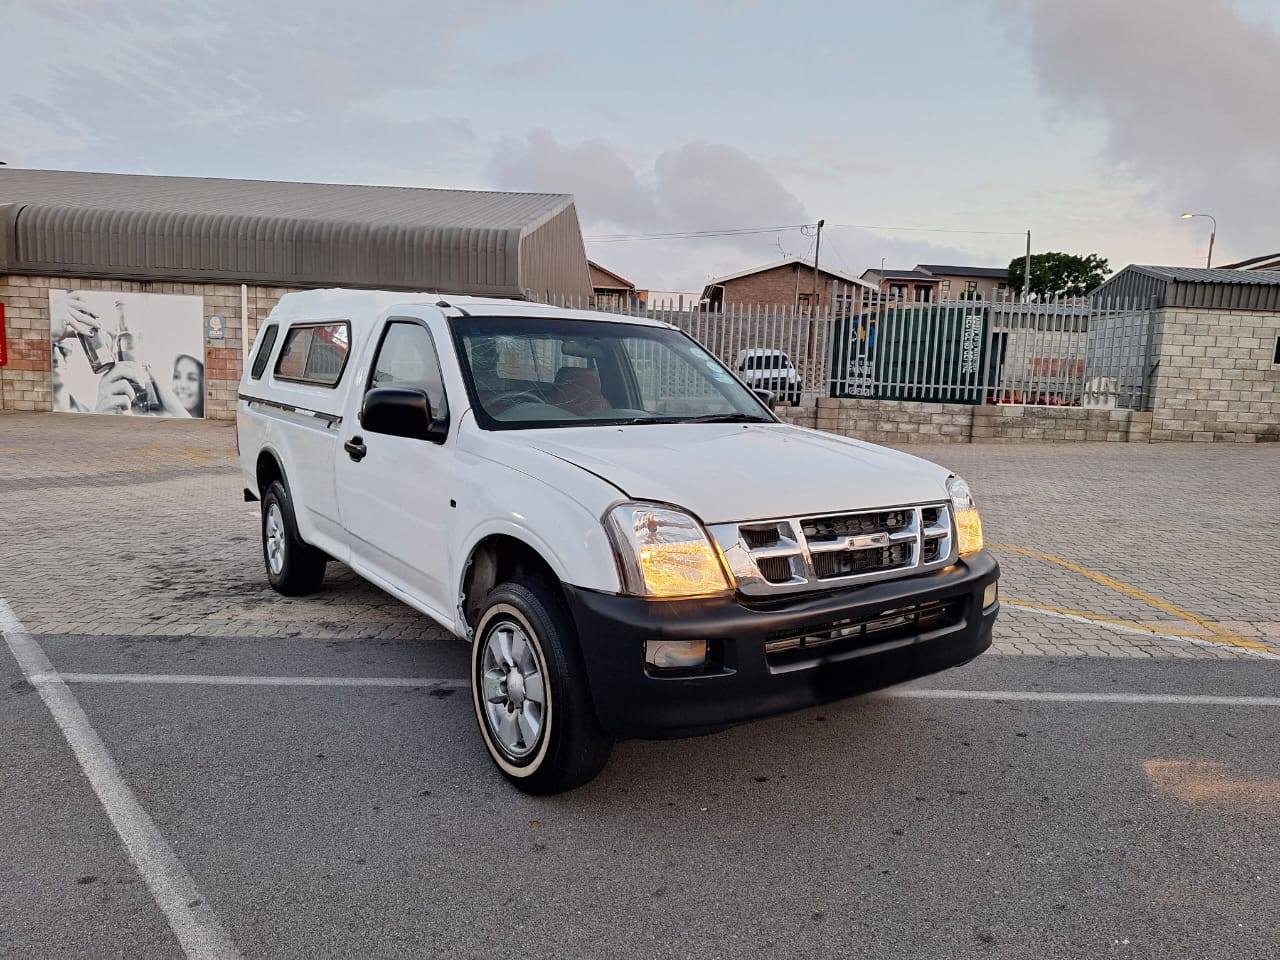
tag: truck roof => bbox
[268,288,673,330]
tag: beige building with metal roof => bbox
[0,168,594,419]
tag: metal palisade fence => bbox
[535,282,1158,411]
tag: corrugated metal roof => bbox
[0,168,592,298]
[1126,264,1280,285]
[1093,264,1280,311]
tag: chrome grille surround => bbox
[710,503,955,597]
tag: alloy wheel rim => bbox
[479,620,546,759]
[265,503,285,575]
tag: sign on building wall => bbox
[49,290,206,418]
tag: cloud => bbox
[1013,0,1280,254]
[490,130,657,227]
[0,0,542,181]
[489,130,978,290]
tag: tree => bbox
[1008,252,1109,299]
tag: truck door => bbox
[335,316,454,618]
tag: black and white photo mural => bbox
[49,290,206,418]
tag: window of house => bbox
[797,293,813,314]
[889,283,907,300]
[368,320,448,419]
[250,324,279,380]
[941,280,951,294]
[914,285,932,303]
[274,321,351,386]
[965,280,979,295]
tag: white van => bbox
[237,290,999,793]
[735,348,802,406]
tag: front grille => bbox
[802,509,911,542]
[711,502,955,597]
[764,599,963,667]
[757,556,795,583]
[812,541,912,579]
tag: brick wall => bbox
[773,398,1154,444]
[0,275,301,421]
[721,264,848,310]
[1147,307,1280,442]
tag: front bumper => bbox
[564,549,999,738]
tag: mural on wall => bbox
[49,290,206,418]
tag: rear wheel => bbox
[261,479,327,596]
[470,578,613,794]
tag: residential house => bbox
[588,260,644,310]
[914,264,1011,300]
[859,268,942,303]
[702,256,876,313]
[1221,252,1280,271]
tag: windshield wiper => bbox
[678,413,771,424]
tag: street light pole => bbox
[1180,212,1217,268]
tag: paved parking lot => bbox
[2,412,1278,959]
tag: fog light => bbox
[645,639,707,669]
[983,582,999,609]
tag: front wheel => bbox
[470,578,613,794]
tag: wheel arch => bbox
[458,532,572,640]
[255,446,286,497]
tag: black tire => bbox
[470,577,614,794]
[261,479,327,596]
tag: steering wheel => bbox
[488,390,548,414]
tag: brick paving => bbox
[0,412,1276,660]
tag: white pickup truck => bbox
[237,290,999,793]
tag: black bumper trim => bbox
[564,550,999,738]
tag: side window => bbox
[249,324,279,380]
[274,321,351,386]
[369,320,448,418]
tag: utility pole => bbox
[1023,229,1032,302]
[810,219,824,315]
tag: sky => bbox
[4,0,1278,292]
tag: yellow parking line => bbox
[992,542,1271,654]
[1002,598,1210,639]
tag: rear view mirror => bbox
[362,387,448,443]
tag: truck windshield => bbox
[451,316,775,430]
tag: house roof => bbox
[0,167,592,298]
[1219,252,1280,271]
[1093,263,1280,310]
[861,269,939,282]
[587,260,635,290]
[1122,264,1280,285]
[915,264,1009,279]
[706,256,877,291]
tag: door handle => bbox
[344,436,367,462]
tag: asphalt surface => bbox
[2,413,1279,959]
[4,641,1279,960]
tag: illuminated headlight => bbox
[946,475,985,557]
[604,502,733,599]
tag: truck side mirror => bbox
[361,386,448,444]
[752,388,775,407]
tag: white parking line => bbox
[1002,601,1280,660]
[46,669,1280,708]
[883,688,1280,707]
[0,599,242,960]
[56,672,468,689]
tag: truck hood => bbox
[521,423,953,524]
